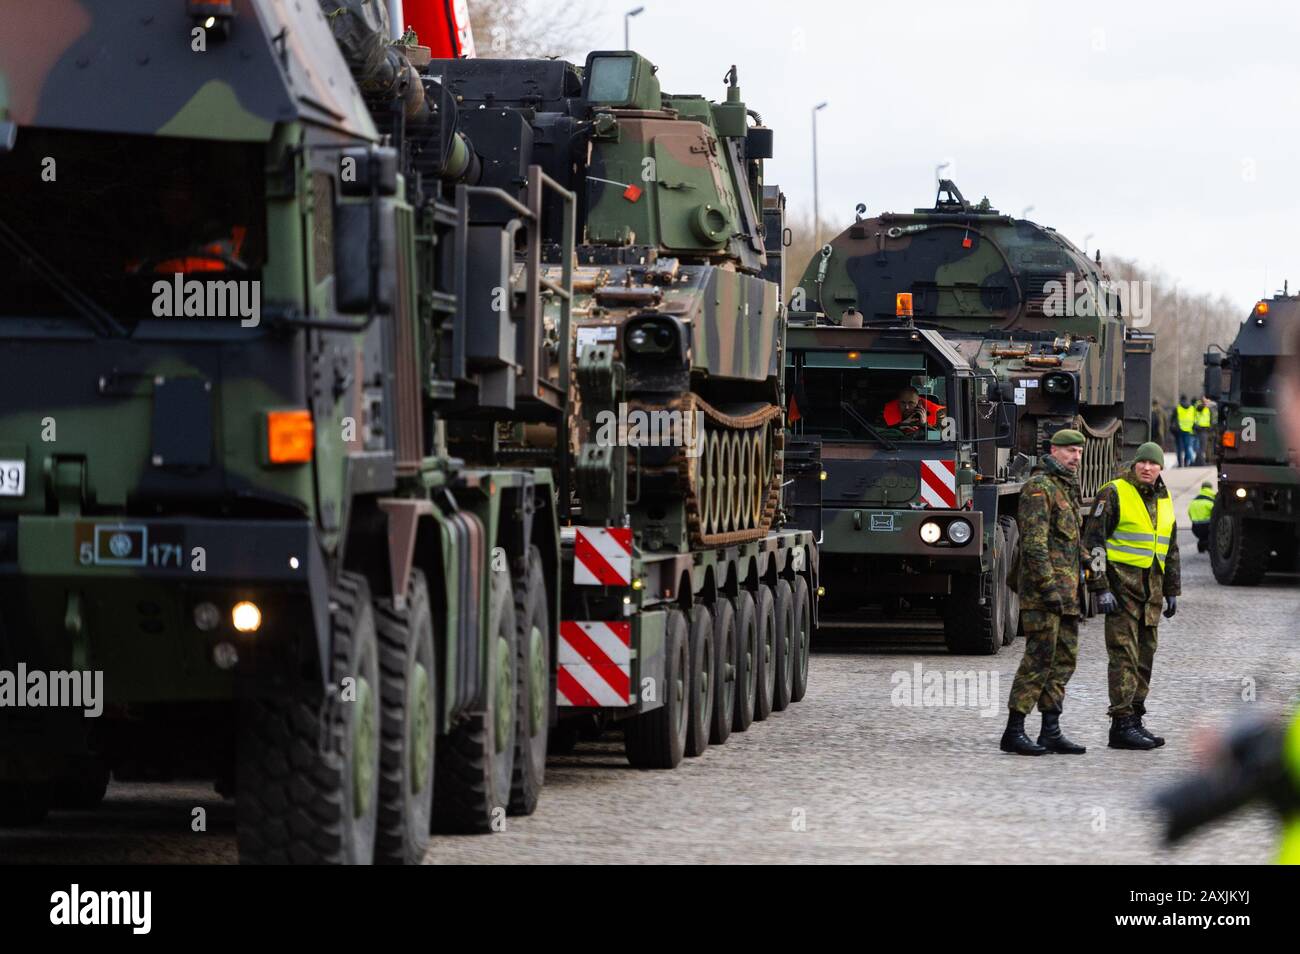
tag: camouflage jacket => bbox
[1016,455,1084,614]
[1083,466,1181,624]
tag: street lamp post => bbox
[812,101,828,250]
[624,6,645,51]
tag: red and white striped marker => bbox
[557,620,632,707]
[572,527,633,586]
[920,459,957,509]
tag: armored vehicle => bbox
[784,182,1152,650]
[1204,295,1300,585]
[0,1,816,861]
[427,50,818,760]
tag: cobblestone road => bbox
[4,466,1295,864]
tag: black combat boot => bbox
[1037,710,1086,754]
[1109,715,1156,750]
[1132,703,1166,747]
[1000,711,1047,756]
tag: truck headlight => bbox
[920,521,942,544]
[946,519,973,545]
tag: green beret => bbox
[1134,441,1165,466]
[1050,428,1085,447]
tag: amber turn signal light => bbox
[267,410,314,464]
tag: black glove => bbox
[1163,596,1177,619]
[1097,591,1119,615]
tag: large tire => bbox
[510,546,550,815]
[943,546,1004,656]
[685,605,715,757]
[732,591,758,732]
[434,568,517,833]
[772,580,795,712]
[374,569,436,865]
[1211,504,1272,586]
[237,570,381,864]
[709,598,737,745]
[624,608,689,769]
[998,516,1020,643]
[753,586,777,722]
[789,576,812,703]
[0,781,50,826]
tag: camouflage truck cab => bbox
[0,0,573,862]
[784,320,1017,653]
[1204,295,1300,585]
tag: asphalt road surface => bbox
[5,465,1295,864]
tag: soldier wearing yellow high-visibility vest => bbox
[1194,397,1214,466]
[1188,480,1216,553]
[1083,441,1181,750]
[1175,396,1197,467]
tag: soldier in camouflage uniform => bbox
[1084,442,1180,750]
[1001,429,1089,756]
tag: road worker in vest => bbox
[1083,441,1181,750]
[1175,396,1197,467]
[1188,480,1216,553]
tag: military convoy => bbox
[1204,294,1300,585]
[785,182,1152,652]
[0,0,815,863]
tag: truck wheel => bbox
[998,517,1020,643]
[624,609,689,769]
[789,576,812,703]
[943,563,1003,655]
[434,568,517,832]
[709,598,737,745]
[732,591,758,731]
[49,761,110,810]
[510,546,550,815]
[772,580,795,711]
[685,605,715,757]
[753,586,777,721]
[1210,507,1270,586]
[374,569,436,865]
[237,570,380,864]
[0,781,50,825]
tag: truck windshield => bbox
[1237,355,1275,406]
[0,128,266,328]
[788,351,950,443]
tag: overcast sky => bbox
[555,0,1300,310]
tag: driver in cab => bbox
[879,386,945,437]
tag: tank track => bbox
[668,394,784,547]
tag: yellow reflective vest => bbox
[1102,478,1175,570]
[1188,488,1216,524]
[1196,404,1212,428]
[1280,711,1300,865]
[1176,404,1197,433]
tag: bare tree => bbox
[469,0,596,60]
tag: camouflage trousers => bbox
[1105,605,1158,718]
[1007,610,1079,715]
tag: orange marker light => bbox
[1256,301,1269,316]
[847,351,860,360]
[896,292,914,317]
[1222,430,1237,448]
[267,410,314,464]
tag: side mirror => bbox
[334,197,396,315]
[1203,364,1223,402]
[745,126,774,160]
